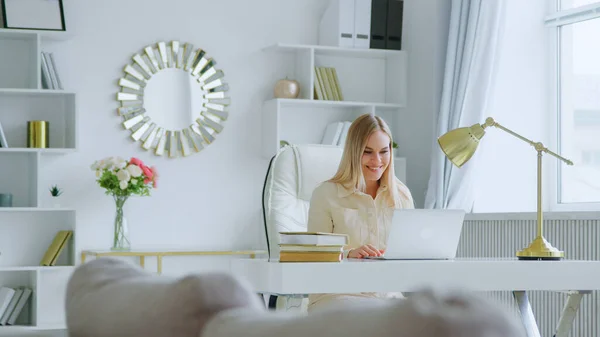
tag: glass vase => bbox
[112,195,131,251]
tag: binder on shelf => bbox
[386,0,403,50]
[318,0,355,48]
[369,0,404,50]
[40,230,72,266]
[353,0,372,48]
[370,0,388,49]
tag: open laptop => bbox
[365,209,466,260]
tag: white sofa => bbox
[65,258,525,337]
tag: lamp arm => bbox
[483,117,573,166]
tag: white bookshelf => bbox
[0,28,76,333]
[262,43,408,183]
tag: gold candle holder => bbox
[27,121,49,148]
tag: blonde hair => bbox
[329,114,402,208]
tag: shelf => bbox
[0,28,73,41]
[0,148,75,154]
[271,98,404,109]
[0,207,75,212]
[0,266,73,272]
[0,323,66,331]
[264,43,405,59]
[0,89,75,97]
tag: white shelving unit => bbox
[0,28,77,334]
[262,43,408,183]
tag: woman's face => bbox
[361,130,391,183]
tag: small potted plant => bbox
[49,185,63,208]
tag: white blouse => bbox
[306,178,414,309]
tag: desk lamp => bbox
[437,117,573,260]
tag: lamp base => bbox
[516,236,564,261]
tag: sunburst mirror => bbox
[116,40,229,158]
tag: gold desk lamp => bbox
[438,117,573,260]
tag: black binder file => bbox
[386,0,403,50]
[369,0,388,49]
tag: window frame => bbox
[546,0,600,211]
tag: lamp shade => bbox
[438,123,486,168]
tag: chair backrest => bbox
[262,144,343,261]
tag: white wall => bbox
[395,0,451,208]
[34,0,456,272]
[38,0,329,268]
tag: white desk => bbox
[231,258,600,337]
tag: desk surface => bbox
[231,258,600,294]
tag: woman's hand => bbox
[347,244,384,258]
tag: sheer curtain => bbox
[424,0,506,211]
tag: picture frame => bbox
[0,0,65,31]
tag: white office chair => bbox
[261,144,343,310]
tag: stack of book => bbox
[0,286,32,326]
[278,232,349,262]
[314,66,344,101]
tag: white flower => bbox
[110,157,127,169]
[96,169,101,177]
[119,180,128,190]
[126,164,142,178]
[131,179,137,184]
[116,169,130,182]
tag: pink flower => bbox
[141,165,153,180]
[130,157,143,167]
[144,178,151,184]
[151,166,159,188]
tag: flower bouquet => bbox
[91,156,158,250]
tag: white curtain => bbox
[424,0,506,211]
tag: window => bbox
[547,0,600,208]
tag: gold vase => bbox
[27,121,49,148]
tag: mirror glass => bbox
[143,68,206,131]
[116,40,230,158]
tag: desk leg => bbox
[81,253,86,264]
[554,291,588,337]
[513,291,541,337]
[157,256,163,275]
[139,256,145,269]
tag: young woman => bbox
[306,113,414,311]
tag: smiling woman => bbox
[116,40,230,158]
[306,113,414,312]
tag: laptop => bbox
[365,209,466,260]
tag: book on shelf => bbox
[321,121,351,146]
[40,230,72,266]
[279,232,349,246]
[0,121,7,148]
[40,51,63,90]
[0,287,32,326]
[314,67,343,101]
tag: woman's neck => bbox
[365,180,380,198]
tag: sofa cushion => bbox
[65,258,263,337]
